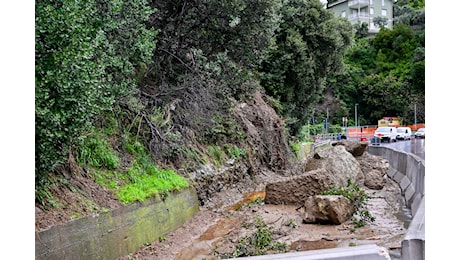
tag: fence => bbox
[308,124,425,143]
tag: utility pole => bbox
[354,104,358,129]
[414,103,417,125]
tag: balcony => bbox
[348,12,370,23]
[348,0,369,9]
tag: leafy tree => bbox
[327,0,425,127]
[259,0,353,135]
[394,1,424,29]
[373,16,388,29]
[125,0,284,159]
[344,38,377,73]
[373,23,418,75]
[35,0,158,188]
[395,0,424,9]
[353,22,369,39]
[147,0,281,86]
[393,5,416,26]
[358,74,406,123]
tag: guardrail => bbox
[367,146,425,260]
[298,139,425,260]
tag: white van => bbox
[396,127,412,140]
[374,126,397,142]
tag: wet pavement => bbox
[374,137,425,160]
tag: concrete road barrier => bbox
[236,244,391,260]
[368,146,425,260]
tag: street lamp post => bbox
[354,104,358,129]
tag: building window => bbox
[382,0,384,6]
[370,7,374,15]
[370,0,373,4]
[382,9,387,16]
[342,10,346,17]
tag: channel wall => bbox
[35,187,199,260]
[367,145,425,260]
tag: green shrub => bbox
[207,145,225,167]
[230,215,288,257]
[76,133,120,169]
[116,138,189,204]
[321,179,375,228]
[224,144,247,159]
[35,0,158,193]
[289,141,301,157]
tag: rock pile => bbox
[265,140,389,224]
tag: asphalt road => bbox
[378,137,425,160]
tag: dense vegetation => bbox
[316,0,425,127]
[35,0,424,207]
[259,0,353,135]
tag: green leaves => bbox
[259,0,353,135]
[76,133,120,170]
[321,179,375,228]
[333,2,424,126]
[35,0,158,184]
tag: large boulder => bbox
[332,140,368,157]
[265,145,365,206]
[302,195,355,225]
[264,169,335,206]
[305,145,364,187]
[356,152,390,190]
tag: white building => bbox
[327,0,394,34]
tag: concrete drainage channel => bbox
[35,187,200,260]
[35,146,424,260]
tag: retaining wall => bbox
[35,187,200,260]
[367,146,425,260]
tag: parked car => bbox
[374,126,397,142]
[414,128,425,138]
[396,127,412,140]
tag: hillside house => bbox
[327,0,394,34]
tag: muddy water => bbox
[225,191,265,211]
[174,188,408,260]
[174,191,265,260]
[174,218,241,260]
[395,195,413,229]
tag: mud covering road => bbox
[119,175,408,260]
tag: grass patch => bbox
[92,170,128,191]
[207,145,225,167]
[224,144,247,159]
[289,141,301,158]
[116,137,189,204]
[117,161,189,204]
[76,132,120,169]
[77,133,190,205]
